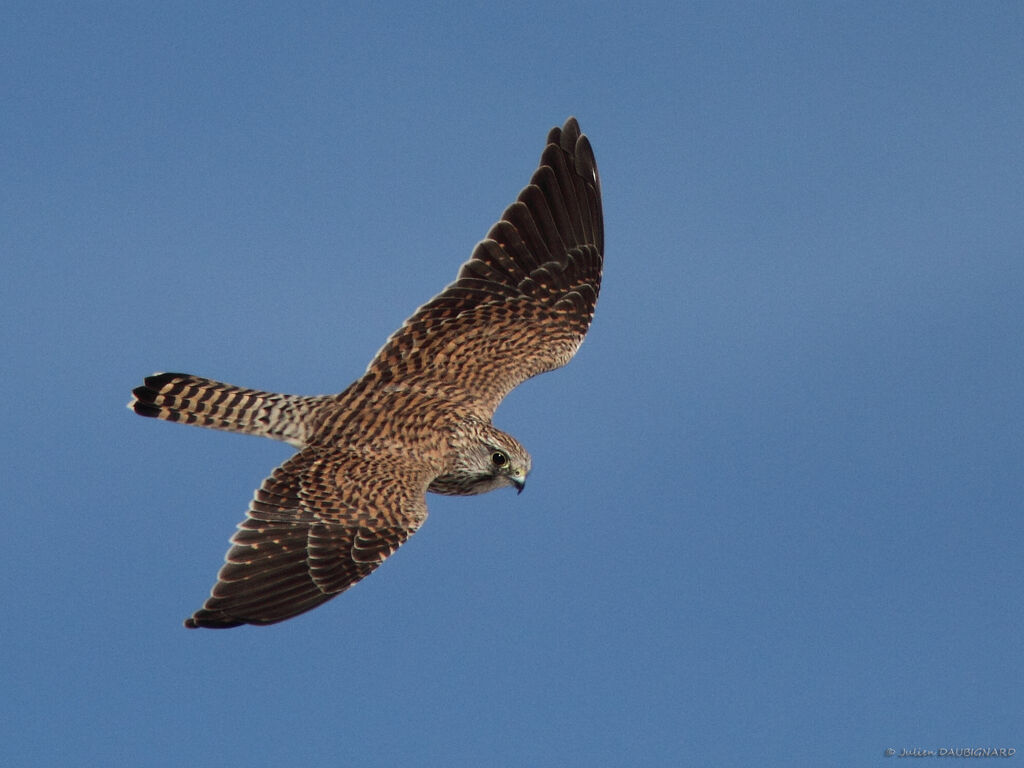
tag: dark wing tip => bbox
[574,133,600,195]
[549,116,581,148]
[548,116,602,248]
[549,117,598,180]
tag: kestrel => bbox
[130,117,603,628]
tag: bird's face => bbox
[428,421,531,496]
[479,433,531,494]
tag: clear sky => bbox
[3,2,1022,766]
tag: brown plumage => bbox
[130,117,603,628]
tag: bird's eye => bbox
[491,451,509,468]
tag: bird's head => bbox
[429,420,531,496]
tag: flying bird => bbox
[130,117,604,628]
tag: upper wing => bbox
[363,117,604,419]
[185,447,429,628]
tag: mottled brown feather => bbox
[361,116,603,419]
[184,448,428,628]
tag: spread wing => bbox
[185,448,429,628]
[363,117,604,419]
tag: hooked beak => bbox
[512,476,526,495]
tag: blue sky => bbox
[3,2,1022,765]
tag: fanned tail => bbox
[129,372,326,448]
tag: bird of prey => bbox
[130,117,603,629]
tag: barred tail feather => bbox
[129,372,325,448]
